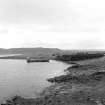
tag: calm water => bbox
[0,59,69,102]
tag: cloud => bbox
[73,38,105,49]
[0,29,8,33]
[0,0,105,32]
[0,0,75,24]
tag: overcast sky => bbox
[0,0,105,49]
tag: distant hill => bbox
[0,47,104,59]
[0,48,62,59]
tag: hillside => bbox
[0,48,104,60]
[0,48,62,59]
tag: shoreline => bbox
[2,56,105,105]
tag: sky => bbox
[0,0,105,49]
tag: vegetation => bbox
[47,71,105,83]
[0,48,104,62]
[55,52,105,61]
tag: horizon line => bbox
[0,47,105,51]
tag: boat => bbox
[27,58,49,63]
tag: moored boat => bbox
[27,58,49,63]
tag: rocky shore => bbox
[2,56,105,105]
